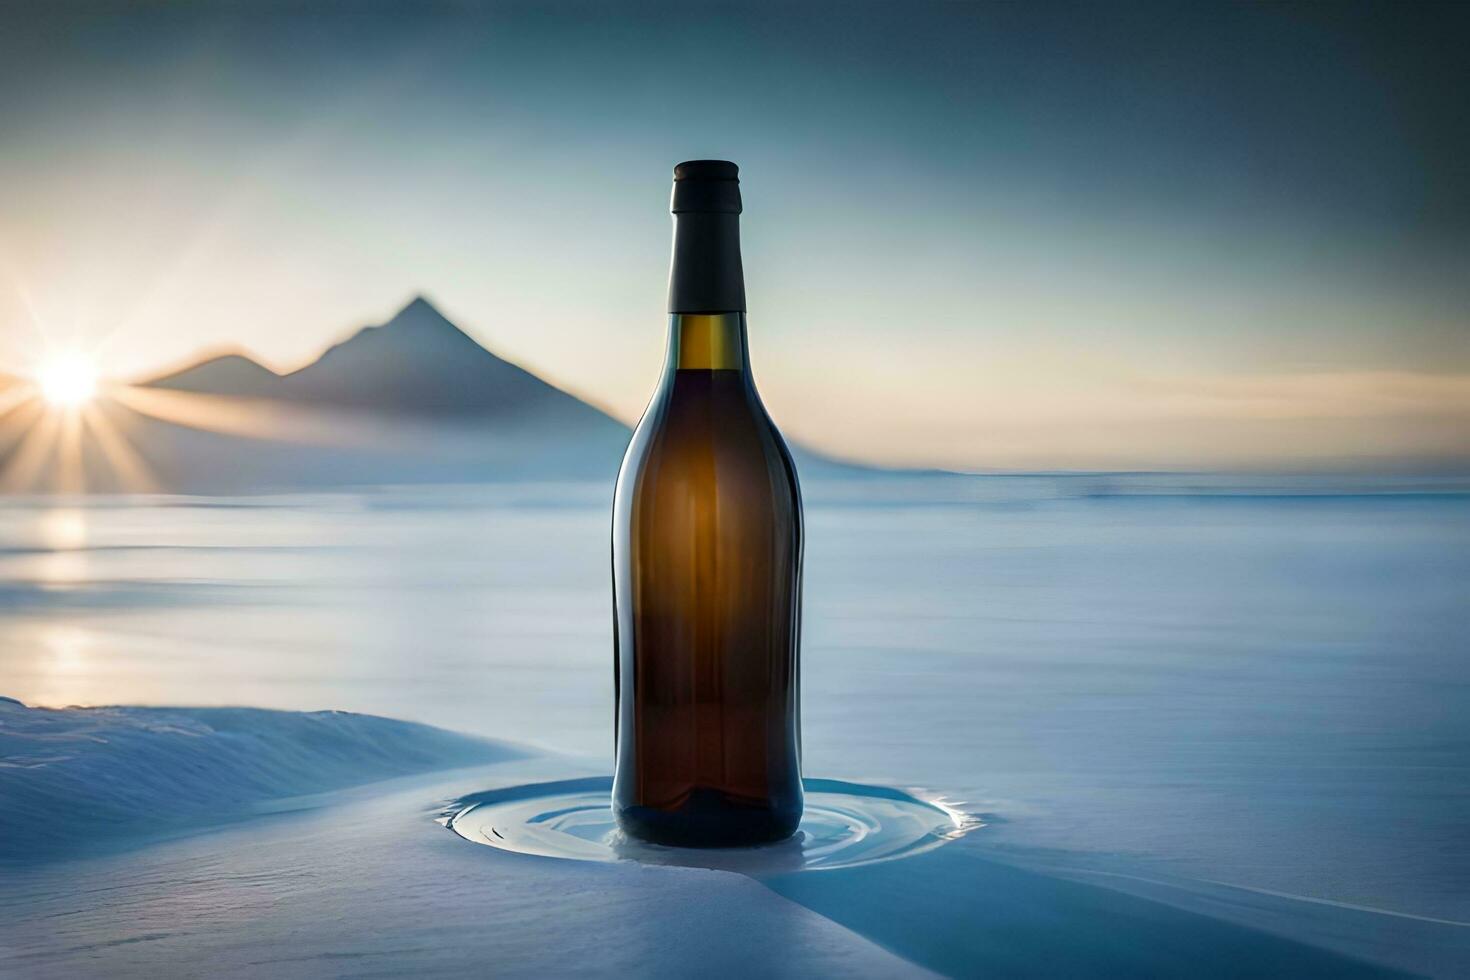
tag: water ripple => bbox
[441,776,982,874]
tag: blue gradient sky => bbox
[1,1,1466,470]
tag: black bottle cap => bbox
[671,160,742,214]
[674,160,738,181]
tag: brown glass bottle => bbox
[612,160,803,847]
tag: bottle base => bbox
[614,787,802,849]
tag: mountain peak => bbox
[381,295,456,332]
[134,297,625,429]
[322,296,483,363]
[266,295,614,420]
[144,351,282,397]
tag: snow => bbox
[2,699,1463,978]
[0,699,522,864]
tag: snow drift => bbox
[0,697,525,864]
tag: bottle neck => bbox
[667,211,746,315]
[665,165,747,374]
[666,313,748,372]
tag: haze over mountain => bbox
[3,297,868,494]
[147,298,622,433]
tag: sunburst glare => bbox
[0,334,162,493]
[36,353,99,408]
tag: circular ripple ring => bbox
[442,777,980,874]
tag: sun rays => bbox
[0,370,392,495]
[0,380,302,494]
[0,377,158,495]
[107,384,385,448]
[0,268,385,494]
[0,338,157,494]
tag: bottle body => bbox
[612,174,804,846]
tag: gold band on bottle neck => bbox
[673,313,747,370]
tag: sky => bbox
[1,1,1467,471]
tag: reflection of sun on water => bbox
[20,625,101,707]
[44,625,92,675]
[35,508,90,587]
[38,549,89,588]
[38,508,88,550]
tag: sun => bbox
[36,354,100,408]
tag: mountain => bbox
[147,297,622,428]
[103,297,630,490]
[147,353,283,399]
[3,297,876,493]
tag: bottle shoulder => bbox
[615,370,801,503]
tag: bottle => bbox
[612,160,804,847]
